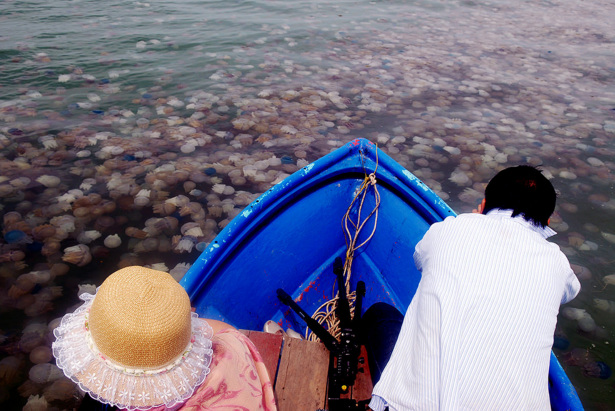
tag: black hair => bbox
[482,165,556,227]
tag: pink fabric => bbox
[149,327,277,411]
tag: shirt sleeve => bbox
[413,217,453,272]
[561,265,581,304]
[369,394,389,411]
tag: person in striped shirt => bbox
[365,165,581,410]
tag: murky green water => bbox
[1,0,614,408]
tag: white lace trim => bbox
[52,292,214,410]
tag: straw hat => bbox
[52,266,213,410]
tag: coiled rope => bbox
[306,149,381,341]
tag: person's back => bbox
[370,166,580,410]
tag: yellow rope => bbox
[306,148,380,341]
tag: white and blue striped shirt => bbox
[370,209,580,410]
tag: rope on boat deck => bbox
[306,148,381,342]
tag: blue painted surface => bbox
[181,138,582,411]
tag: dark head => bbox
[483,165,556,227]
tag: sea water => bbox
[1,0,614,408]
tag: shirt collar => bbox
[485,209,557,239]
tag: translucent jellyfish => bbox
[103,234,122,248]
[62,244,92,266]
[169,263,191,282]
[36,175,61,188]
[146,262,169,272]
[135,237,160,253]
[174,235,197,253]
[50,214,76,233]
[153,216,179,233]
[8,273,37,298]
[195,241,209,252]
[17,379,40,399]
[31,224,56,241]
[0,356,24,386]
[593,298,615,314]
[181,223,204,237]
[50,263,70,277]
[43,377,81,402]
[603,274,615,286]
[179,202,203,217]
[3,211,23,226]
[125,227,148,239]
[577,312,597,333]
[207,205,223,218]
[23,394,49,411]
[3,229,32,245]
[561,307,586,321]
[19,323,48,352]
[0,249,26,264]
[180,143,197,154]
[232,118,255,131]
[558,170,577,180]
[25,294,55,317]
[29,345,53,364]
[29,363,63,384]
[153,201,177,215]
[601,232,615,244]
[166,195,190,207]
[583,361,612,380]
[39,135,58,149]
[73,285,96,299]
[77,230,102,244]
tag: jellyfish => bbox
[0,249,26,263]
[35,175,61,188]
[561,307,586,321]
[583,361,612,380]
[43,376,81,402]
[25,293,55,317]
[173,235,197,253]
[23,394,49,411]
[103,234,122,248]
[77,230,102,244]
[31,224,57,242]
[181,222,204,238]
[603,274,615,286]
[62,244,92,266]
[169,263,191,282]
[593,298,615,314]
[0,356,24,386]
[28,363,63,384]
[125,227,148,239]
[29,345,53,364]
[19,325,46,352]
[570,264,592,281]
[577,313,597,333]
[3,229,32,245]
[152,201,176,215]
[8,273,37,299]
[50,263,70,277]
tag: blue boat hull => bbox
[181,138,582,410]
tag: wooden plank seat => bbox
[240,330,373,411]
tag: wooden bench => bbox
[241,330,373,411]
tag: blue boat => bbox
[180,138,583,411]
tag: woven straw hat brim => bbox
[53,293,214,410]
[52,266,214,410]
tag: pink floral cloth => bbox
[149,327,277,411]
